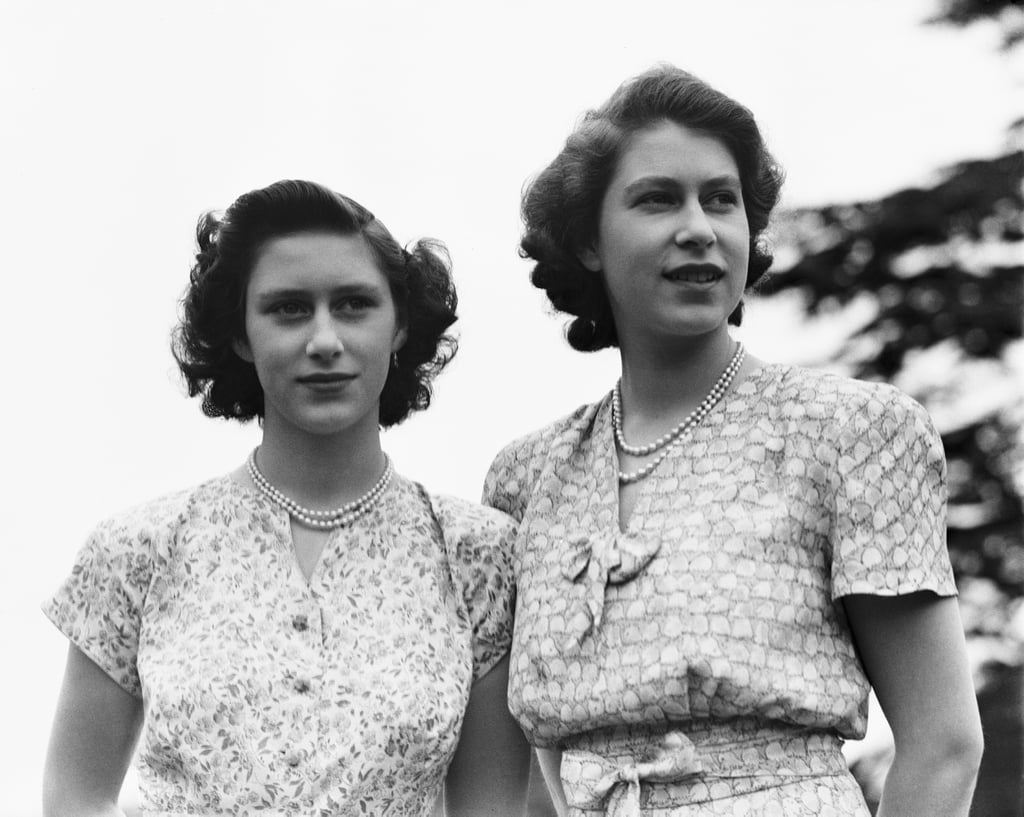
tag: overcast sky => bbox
[2,1,1020,812]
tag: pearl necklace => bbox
[613,342,745,484]
[247,448,393,530]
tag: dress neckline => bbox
[219,471,403,587]
[606,360,774,532]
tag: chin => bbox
[654,314,729,339]
[289,411,362,438]
[321,417,371,436]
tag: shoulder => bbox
[483,397,608,517]
[765,362,937,434]
[421,491,516,637]
[492,399,605,466]
[426,492,517,555]
[87,476,239,555]
[760,363,944,488]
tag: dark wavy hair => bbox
[172,179,458,427]
[521,64,785,351]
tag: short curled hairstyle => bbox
[172,179,458,427]
[521,64,785,351]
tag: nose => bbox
[673,201,716,249]
[305,312,344,359]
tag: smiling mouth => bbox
[663,264,724,283]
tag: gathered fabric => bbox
[561,719,853,816]
[562,728,702,817]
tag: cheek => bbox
[244,327,292,375]
[723,226,750,264]
[605,221,654,262]
[600,242,652,298]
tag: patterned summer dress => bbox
[483,363,956,816]
[45,472,515,816]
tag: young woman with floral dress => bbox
[44,180,529,816]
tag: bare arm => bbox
[445,655,531,817]
[535,748,568,817]
[843,592,983,817]
[43,644,143,817]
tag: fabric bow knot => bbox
[559,530,661,649]
[562,731,703,817]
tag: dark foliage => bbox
[766,150,1023,813]
[763,152,1023,381]
[926,0,1024,47]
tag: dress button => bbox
[294,678,311,694]
[292,614,309,632]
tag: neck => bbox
[255,417,385,507]
[618,330,737,420]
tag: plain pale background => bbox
[2,0,1019,811]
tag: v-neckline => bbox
[604,363,768,533]
[225,477,340,589]
[592,396,645,535]
[288,521,338,585]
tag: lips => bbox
[663,263,724,284]
[297,373,355,385]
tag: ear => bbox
[577,242,602,273]
[232,337,254,363]
[391,325,408,353]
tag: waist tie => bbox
[562,730,702,817]
[560,719,849,816]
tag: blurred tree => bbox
[763,151,1023,817]
[759,3,1023,808]
[926,0,1024,47]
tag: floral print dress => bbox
[45,472,516,816]
[483,363,956,816]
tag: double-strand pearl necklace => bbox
[247,448,393,530]
[613,342,745,484]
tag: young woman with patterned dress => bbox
[483,67,983,817]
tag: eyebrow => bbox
[702,174,742,190]
[253,283,384,305]
[623,174,742,196]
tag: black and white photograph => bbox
[3,1,1022,815]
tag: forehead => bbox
[611,121,739,185]
[248,231,386,289]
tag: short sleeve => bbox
[483,432,548,524]
[483,406,598,523]
[431,496,517,682]
[829,385,957,599]
[43,514,156,697]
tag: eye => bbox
[635,190,676,208]
[334,295,377,313]
[704,191,741,212]
[270,301,309,317]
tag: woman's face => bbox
[234,231,406,442]
[580,120,750,352]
